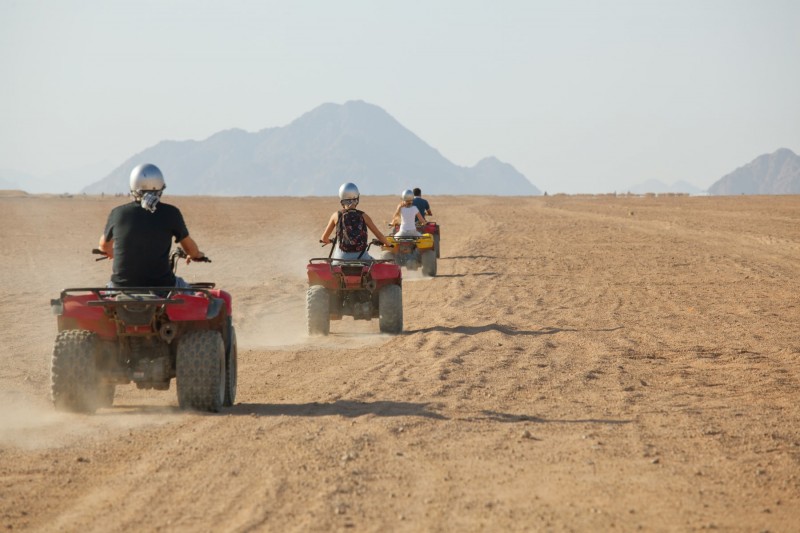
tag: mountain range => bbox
[707,148,800,195]
[82,101,540,196]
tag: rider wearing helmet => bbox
[98,163,205,287]
[320,182,391,260]
[411,187,432,220]
[391,189,426,237]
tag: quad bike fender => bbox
[416,234,435,251]
[210,289,232,316]
[166,292,224,321]
[370,262,402,283]
[55,294,116,339]
[385,234,434,251]
[421,222,439,235]
[307,263,335,287]
[385,236,413,256]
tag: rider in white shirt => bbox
[392,189,426,237]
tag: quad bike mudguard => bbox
[306,258,401,289]
[52,286,231,339]
[54,292,117,339]
[385,233,435,252]
[420,221,439,235]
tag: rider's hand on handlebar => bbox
[188,252,210,263]
[92,248,109,261]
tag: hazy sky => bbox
[1,0,798,193]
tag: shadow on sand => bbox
[472,410,633,425]
[230,400,448,419]
[406,324,622,336]
[434,272,497,278]
[101,402,631,427]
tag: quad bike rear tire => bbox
[224,317,238,407]
[51,329,101,414]
[307,285,330,336]
[421,251,437,277]
[434,233,440,258]
[176,330,225,412]
[379,284,403,334]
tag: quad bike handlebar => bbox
[170,246,211,263]
[92,248,109,261]
[310,238,396,265]
[318,239,394,249]
[91,247,211,266]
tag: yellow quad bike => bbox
[384,232,437,277]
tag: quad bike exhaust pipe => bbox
[159,323,177,343]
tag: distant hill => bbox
[1,161,114,194]
[83,101,540,196]
[0,176,20,190]
[708,148,800,195]
[627,179,704,195]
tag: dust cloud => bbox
[0,389,176,450]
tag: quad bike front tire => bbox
[307,285,330,336]
[421,250,437,277]
[176,330,225,412]
[223,317,238,407]
[378,284,403,334]
[51,329,101,414]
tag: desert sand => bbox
[1,193,799,532]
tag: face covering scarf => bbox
[141,191,161,213]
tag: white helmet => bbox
[401,189,414,202]
[339,182,360,201]
[130,164,165,197]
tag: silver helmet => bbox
[130,164,165,196]
[401,189,414,202]
[339,182,360,201]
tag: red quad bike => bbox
[306,239,403,335]
[49,247,237,414]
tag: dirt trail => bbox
[1,194,799,532]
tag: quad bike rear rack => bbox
[308,258,396,265]
[51,285,224,320]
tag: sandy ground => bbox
[0,192,799,532]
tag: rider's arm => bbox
[98,234,114,258]
[179,235,205,261]
[320,212,337,244]
[363,213,390,246]
[416,211,426,224]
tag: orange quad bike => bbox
[306,240,403,335]
[385,224,437,277]
[49,247,237,414]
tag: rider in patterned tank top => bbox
[320,182,391,261]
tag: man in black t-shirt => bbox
[98,164,205,287]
